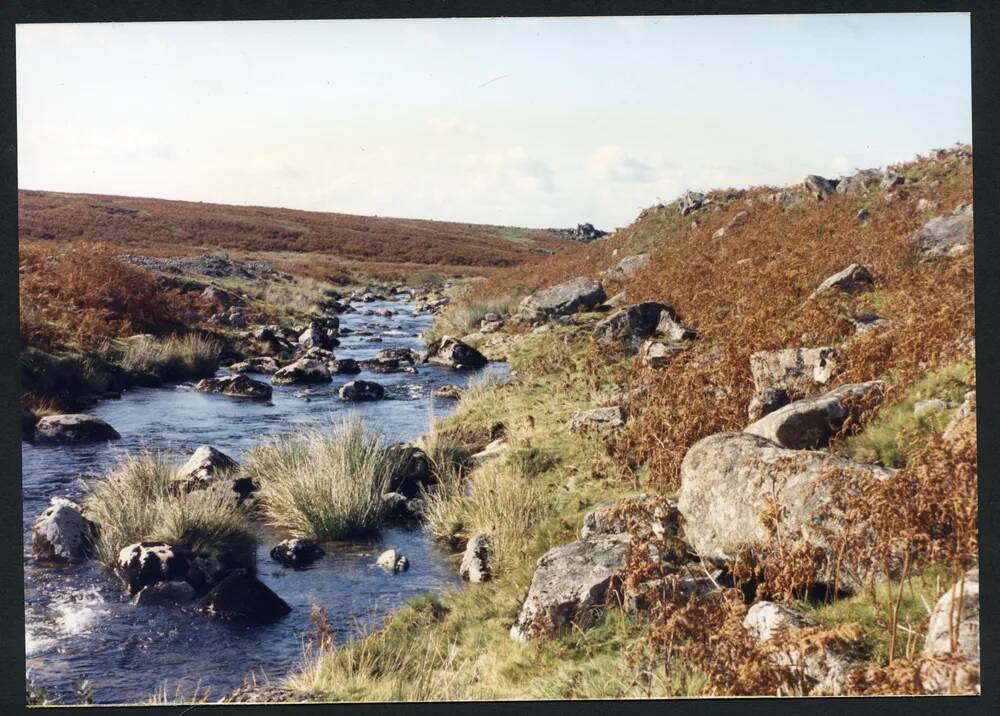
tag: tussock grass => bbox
[83,453,255,567]
[424,459,547,573]
[246,417,406,540]
[149,487,257,567]
[118,333,222,381]
[425,293,523,344]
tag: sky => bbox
[16,14,971,230]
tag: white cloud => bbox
[588,146,656,183]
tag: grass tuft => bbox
[83,453,255,567]
[118,333,222,381]
[425,293,523,344]
[246,417,406,541]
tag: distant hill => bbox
[17,190,578,279]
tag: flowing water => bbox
[22,297,505,704]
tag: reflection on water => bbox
[23,299,506,704]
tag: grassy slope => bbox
[18,190,576,281]
[287,326,683,701]
[282,148,976,701]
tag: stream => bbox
[22,296,505,704]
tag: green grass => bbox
[246,417,406,541]
[837,362,972,467]
[148,487,257,567]
[799,565,950,665]
[283,320,664,701]
[83,453,255,567]
[424,459,548,575]
[286,563,684,701]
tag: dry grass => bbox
[19,189,574,276]
[117,333,222,381]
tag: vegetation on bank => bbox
[117,334,223,382]
[284,147,977,700]
[286,324,668,700]
[422,292,526,345]
[83,453,256,569]
[246,418,406,541]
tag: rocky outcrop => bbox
[388,445,433,498]
[424,336,487,369]
[177,445,239,484]
[460,533,494,583]
[593,302,695,352]
[679,191,706,216]
[116,542,195,595]
[640,339,684,368]
[568,406,627,433]
[249,326,297,356]
[329,358,361,374]
[376,347,420,365]
[747,385,792,422]
[580,494,680,542]
[34,414,120,444]
[480,313,505,333]
[376,549,410,573]
[134,580,197,607]
[923,569,979,660]
[433,384,464,399]
[271,358,332,385]
[195,374,272,400]
[804,175,839,199]
[749,347,837,396]
[593,302,666,348]
[470,438,508,467]
[744,381,883,449]
[195,569,291,623]
[943,391,975,441]
[677,432,892,569]
[604,254,650,282]
[920,569,980,694]
[228,356,283,374]
[510,535,629,640]
[338,380,385,401]
[809,263,874,299]
[743,601,861,695]
[298,326,338,351]
[835,169,882,195]
[515,277,606,324]
[909,204,973,257]
[31,497,96,562]
[270,538,325,568]
[381,491,425,521]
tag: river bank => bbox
[270,147,979,701]
[24,290,505,705]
